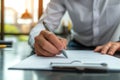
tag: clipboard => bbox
[50,60,107,71]
[9,50,120,72]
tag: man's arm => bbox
[28,0,67,57]
[29,0,66,47]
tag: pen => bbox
[43,22,68,58]
[0,44,8,48]
[83,63,107,67]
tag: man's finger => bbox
[34,44,42,56]
[35,43,55,57]
[36,36,59,55]
[41,30,63,50]
[34,43,44,56]
[38,46,56,57]
[94,46,102,52]
[101,45,110,54]
[108,44,119,55]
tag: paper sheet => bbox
[9,50,120,71]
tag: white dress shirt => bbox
[29,0,120,47]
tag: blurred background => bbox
[0,0,72,43]
[0,0,48,41]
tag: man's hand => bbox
[94,42,120,55]
[34,30,67,57]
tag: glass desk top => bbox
[0,42,120,80]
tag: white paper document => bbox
[9,50,120,71]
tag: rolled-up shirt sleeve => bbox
[28,0,66,47]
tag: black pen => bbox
[43,22,68,58]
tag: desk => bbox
[1,42,120,80]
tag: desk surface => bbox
[1,42,120,80]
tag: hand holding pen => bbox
[34,22,68,57]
